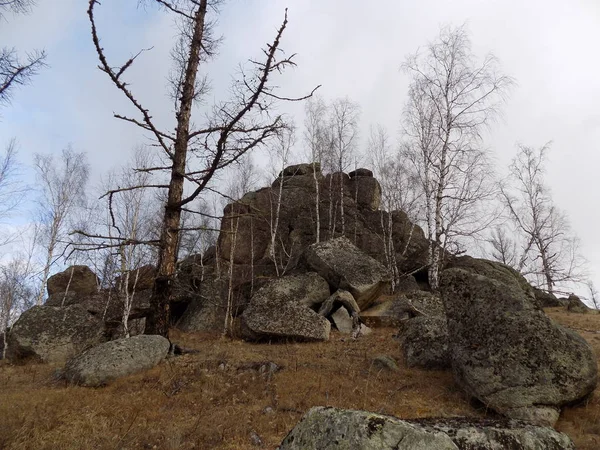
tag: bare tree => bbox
[0,234,38,358]
[303,96,328,243]
[584,280,600,310]
[401,24,513,290]
[500,143,585,294]
[368,124,422,289]
[34,146,89,304]
[0,139,26,228]
[0,1,46,107]
[326,97,360,235]
[87,0,318,336]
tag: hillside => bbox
[0,307,598,450]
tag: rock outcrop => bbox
[241,274,331,341]
[279,407,575,449]
[47,265,99,296]
[304,237,390,310]
[441,268,598,426]
[533,287,567,308]
[567,294,591,313]
[217,165,429,287]
[64,335,170,387]
[7,305,106,363]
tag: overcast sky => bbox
[1,0,599,295]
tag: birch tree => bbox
[500,143,585,294]
[34,147,89,304]
[401,24,512,290]
[327,97,360,235]
[303,96,328,243]
[87,0,318,336]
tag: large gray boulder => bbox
[241,275,331,341]
[64,335,170,387]
[279,407,575,450]
[304,237,390,310]
[7,305,106,363]
[441,268,598,426]
[176,274,227,333]
[47,265,99,296]
[401,316,450,369]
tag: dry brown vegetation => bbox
[1,309,599,449]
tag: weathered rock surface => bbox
[401,316,450,369]
[441,268,598,426]
[241,275,331,341]
[64,335,170,387]
[445,256,535,301]
[115,264,156,291]
[47,265,99,296]
[176,273,227,333]
[534,287,567,308]
[279,407,575,450]
[304,237,390,310]
[7,305,106,363]
[361,291,443,328]
[567,294,591,313]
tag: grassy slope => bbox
[0,309,598,450]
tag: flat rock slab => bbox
[64,335,170,387]
[304,237,390,310]
[441,268,598,426]
[241,275,331,341]
[279,407,575,450]
[7,305,106,363]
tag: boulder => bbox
[533,287,567,308]
[567,294,591,313]
[279,407,574,450]
[441,268,598,426]
[401,316,450,369]
[304,237,390,310]
[241,275,331,341]
[318,289,360,316]
[372,355,399,372]
[47,265,99,296]
[64,335,170,387]
[7,305,106,363]
[331,307,355,334]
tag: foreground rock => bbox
[64,335,170,387]
[441,268,598,426]
[279,407,574,449]
[241,275,331,341]
[7,305,106,363]
[47,265,99,296]
[304,237,390,310]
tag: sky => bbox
[1,0,600,297]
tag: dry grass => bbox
[0,309,599,449]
